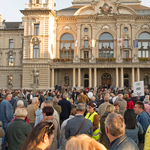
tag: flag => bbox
[75,39,78,47]
[117,38,123,46]
[136,39,138,48]
[133,40,135,48]
[90,40,96,47]
[133,39,138,48]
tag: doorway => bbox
[101,73,111,88]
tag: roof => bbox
[4,22,22,29]
[126,5,150,11]
[57,6,82,12]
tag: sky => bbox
[0,0,150,21]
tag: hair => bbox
[98,93,102,98]
[131,93,136,97]
[135,101,144,110]
[17,100,24,107]
[105,105,115,113]
[66,134,106,150]
[21,122,55,150]
[105,113,125,137]
[45,100,53,107]
[53,97,59,103]
[118,94,123,99]
[32,97,38,104]
[77,95,85,104]
[87,102,96,111]
[113,102,120,107]
[63,92,67,98]
[91,96,96,102]
[15,107,27,118]
[123,94,128,100]
[76,103,85,112]
[144,98,149,104]
[104,94,110,101]
[42,106,54,116]
[124,109,137,129]
[4,93,11,99]
[41,102,45,110]
[70,108,77,116]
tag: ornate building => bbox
[0,0,150,90]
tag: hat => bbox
[46,96,53,101]
[18,93,24,98]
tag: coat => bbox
[41,116,60,150]
[7,119,32,150]
[98,102,110,118]
[53,103,62,118]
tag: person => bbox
[0,128,5,138]
[27,97,39,128]
[100,104,115,149]
[59,108,76,150]
[40,106,60,150]
[69,99,75,109]
[58,93,71,124]
[7,107,32,150]
[98,94,110,118]
[65,103,93,139]
[53,97,61,119]
[80,90,89,104]
[97,93,104,107]
[124,109,143,145]
[0,93,14,149]
[27,91,33,104]
[113,102,120,114]
[144,125,150,150]
[65,134,107,150]
[131,93,138,105]
[144,97,150,116]
[39,91,45,106]
[21,122,55,150]
[123,94,134,110]
[105,113,139,150]
[85,102,100,140]
[115,94,127,116]
[134,101,150,150]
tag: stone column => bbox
[89,68,92,88]
[94,68,97,88]
[132,68,135,87]
[121,68,124,88]
[78,68,81,88]
[137,68,140,81]
[116,23,121,56]
[51,68,54,88]
[76,24,81,57]
[116,68,119,88]
[73,68,76,87]
[92,24,96,57]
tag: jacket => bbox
[34,108,43,127]
[126,99,134,110]
[131,97,138,105]
[144,125,150,150]
[110,134,139,150]
[98,102,110,118]
[7,119,32,150]
[65,115,93,139]
[53,103,62,118]
[0,128,5,138]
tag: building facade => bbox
[0,0,150,90]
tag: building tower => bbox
[21,0,56,89]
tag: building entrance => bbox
[101,73,111,88]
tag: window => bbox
[36,0,39,3]
[84,40,88,48]
[124,40,128,48]
[124,51,129,58]
[8,76,12,85]
[124,27,128,32]
[9,39,14,48]
[99,33,114,58]
[84,74,89,88]
[84,51,89,58]
[60,33,74,58]
[138,32,150,58]
[9,55,13,66]
[34,24,39,35]
[64,76,69,86]
[84,28,88,32]
[33,45,39,58]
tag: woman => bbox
[124,109,143,145]
[66,134,106,150]
[85,102,100,140]
[21,122,55,150]
[123,94,134,110]
[41,106,60,150]
[113,102,120,114]
[100,104,115,149]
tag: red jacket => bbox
[127,100,134,110]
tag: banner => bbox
[75,39,78,47]
[133,39,138,48]
[133,81,144,97]
[90,40,96,47]
[117,38,123,46]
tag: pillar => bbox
[76,24,81,57]
[137,68,140,81]
[73,68,76,87]
[116,68,119,88]
[121,68,124,87]
[94,68,97,88]
[51,68,54,88]
[78,68,81,87]
[92,24,96,57]
[89,68,92,88]
[116,23,121,56]
[132,68,135,87]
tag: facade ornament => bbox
[141,23,150,29]
[101,25,110,30]
[76,24,81,29]
[116,54,123,63]
[63,24,72,30]
[116,23,121,29]
[32,37,39,45]
[98,3,112,15]
[73,55,80,63]
[91,0,96,6]
[132,54,139,63]
[89,54,96,63]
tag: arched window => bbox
[99,33,114,58]
[84,74,89,88]
[138,32,150,57]
[124,73,129,78]
[33,45,39,58]
[9,55,13,66]
[84,74,89,78]
[60,33,74,59]
[64,76,69,86]
[124,73,129,87]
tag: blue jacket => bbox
[58,98,71,120]
[110,134,139,150]
[34,108,43,127]
[137,111,150,143]
[0,100,14,124]
[39,95,45,105]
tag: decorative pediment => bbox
[141,23,150,29]
[101,25,110,30]
[63,24,72,30]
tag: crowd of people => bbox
[0,87,150,150]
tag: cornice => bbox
[57,16,76,21]
[137,16,150,20]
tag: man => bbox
[27,91,34,104]
[115,94,127,116]
[65,103,93,139]
[130,93,138,105]
[98,94,111,118]
[58,93,71,124]
[134,101,150,150]
[0,93,14,149]
[27,97,39,128]
[105,113,139,150]
[39,91,45,106]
